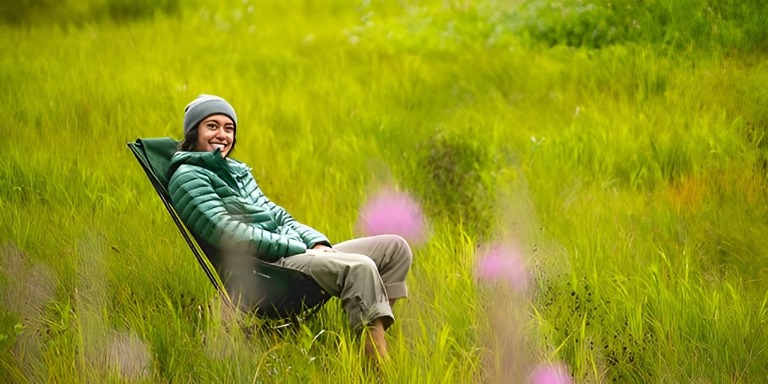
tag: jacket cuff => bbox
[308,240,332,249]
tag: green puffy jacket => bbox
[167,150,331,262]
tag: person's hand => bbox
[312,244,338,253]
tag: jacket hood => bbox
[167,150,250,183]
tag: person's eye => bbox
[206,123,218,130]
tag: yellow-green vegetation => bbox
[1,0,767,382]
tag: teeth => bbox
[212,143,224,149]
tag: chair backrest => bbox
[127,138,331,319]
[136,137,178,189]
[127,137,227,298]
[128,137,179,195]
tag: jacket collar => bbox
[169,150,249,188]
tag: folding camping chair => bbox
[127,137,331,320]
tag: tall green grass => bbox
[1,0,767,382]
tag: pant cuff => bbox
[385,282,408,299]
[350,301,394,330]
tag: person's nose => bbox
[214,127,228,140]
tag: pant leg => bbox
[275,250,394,329]
[332,235,413,300]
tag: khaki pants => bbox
[276,234,413,329]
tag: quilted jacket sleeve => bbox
[272,203,332,248]
[168,166,308,262]
[242,173,332,249]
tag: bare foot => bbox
[364,318,389,363]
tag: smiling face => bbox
[195,114,235,157]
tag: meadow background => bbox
[1,0,767,382]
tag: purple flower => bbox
[475,243,529,292]
[358,188,427,245]
[530,362,573,384]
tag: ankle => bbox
[363,318,389,362]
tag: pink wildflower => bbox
[530,362,573,384]
[358,188,427,245]
[475,243,530,292]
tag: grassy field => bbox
[1,0,767,382]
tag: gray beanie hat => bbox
[183,94,238,137]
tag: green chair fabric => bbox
[127,137,331,319]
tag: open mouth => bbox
[211,143,227,151]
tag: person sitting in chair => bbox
[166,94,413,361]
